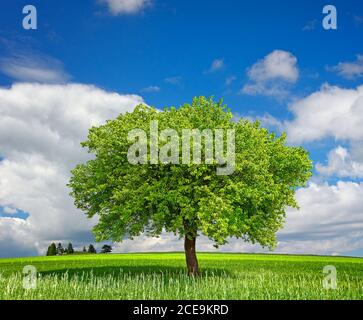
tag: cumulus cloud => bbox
[230,83,363,255]
[316,146,363,178]
[0,218,38,257]
[350,141,363,162]
[247,50,299,82]
[0,83,144,257]
[241,50,299,98]
[277,181,363,255]
[285,84,363,144]
[98,0,151,15]
[327,55,363,80]
[261,83,363,179]
[113,82,363,256]
[111,181,363,256]
[113,233,265,254]
[1,81,363,258]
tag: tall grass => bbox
[0,253,362,300]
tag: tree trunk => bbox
[184,235,199,276]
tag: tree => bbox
[88,244,97,254]
[69,97,312,275]
[83,246,87,253]
[67,243,74,254]
[56,243,64,255]
[46,243,57,256]
[101,244,112,254]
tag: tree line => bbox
[46,243,112,256]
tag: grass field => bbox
[0,253,362,300]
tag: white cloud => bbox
[225,75,236,86]
[205,59,225,73]
[111,181,363,256]
[0,218,38,257]
[241,83,290,98]
[252,84,363,169]
[99,0,151,15]
[234,112,284,132]
[316,146,363,178]
[351,141,363,162]
[0,54,69,83]
[231,83,363,255]
[242,50,299,98]
[256,113,284,131]
[285,84,363,144]
[277,181,363,255]
[327,55,363,80]
[112,233,265,254]
[1,81,363,258]
[259,83,363,178]
[141,85,160,93]
[164,76,182,86]
[0,83,144,257]
[247,50,299,82]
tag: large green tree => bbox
[69,97,312,275]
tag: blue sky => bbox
[0,0,363,257]
[1,0,362,107]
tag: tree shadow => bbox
[39,265,234,280]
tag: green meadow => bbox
[0,253,362,300]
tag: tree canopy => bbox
[69,97,312,274]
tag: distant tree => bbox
[46,243,57,256]
[101,245,112,254]
[88,244,97,254]
[82,246,87,253]
[56,243,64,255]
[67,243,74,254]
